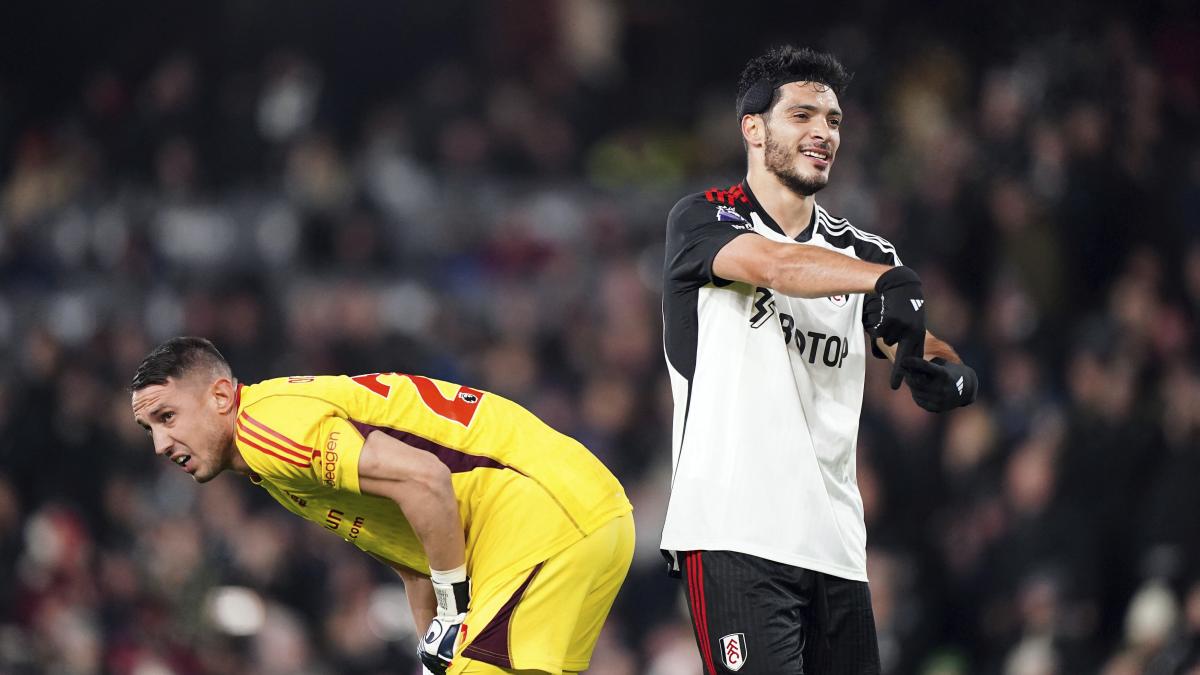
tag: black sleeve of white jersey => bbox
[849,232,904,360]
[664,193,755,289]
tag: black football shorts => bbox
[678,550,881,675]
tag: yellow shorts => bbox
[450,512,634,674]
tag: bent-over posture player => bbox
[131,337,634,675]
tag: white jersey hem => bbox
[660,537,869,583]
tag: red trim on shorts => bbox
[697,552,716,672]
[688,552,717,675]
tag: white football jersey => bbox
[659,182,900,582]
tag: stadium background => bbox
[1,0,1199,673]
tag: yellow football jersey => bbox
[232,373,631,585]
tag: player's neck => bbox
[223,424,252,475]
[225,381,251,475]
[745,167,815,239]
[228,443,251,474]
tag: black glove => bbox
[900,356,978,412]
[865,266,926,389]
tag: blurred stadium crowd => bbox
[2,1,1199,673]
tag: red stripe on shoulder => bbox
[703,183,750,207]
[237,430,311,468]
[728,182,749,204]
[703,187,727,205]
[239,412,312,453]
[236,418,310,461]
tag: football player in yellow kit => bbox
[130,337,634,675]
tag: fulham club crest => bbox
[828,294,848,307]
[719,633,747,671]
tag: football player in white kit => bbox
[660,45,978,674]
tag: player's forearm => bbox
[713,235,891,298]
[404,575,437,630]
[923,333,961,363]
[389,472,466,572]
[358,432,467,572]
[764,245,889,299]
[875,332,962,363]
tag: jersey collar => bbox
[231,382,262,484]
[741,181,817,243]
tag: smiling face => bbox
[749,81,842,197]
[131,373,239,483]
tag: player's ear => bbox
[211,377,237,414]
[741,113,766,149]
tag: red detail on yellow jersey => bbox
[350,372,484,427]
[236,417,309,463]
[401,375,484,427]
[350,373,392,398]
[236,427,311,467]
[239,411,311,456]
[237,412,312,467]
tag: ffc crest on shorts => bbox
[719,633,747,671]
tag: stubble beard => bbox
[763,128,829,197]
[192,422,232,483]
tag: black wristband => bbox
[432,576,472,616]
[451,579,470,613]
[875,265,921,293]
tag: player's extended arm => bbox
[716,234,928,388]
[357,431,466,571]
[713,233,890,298]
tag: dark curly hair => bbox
[736,46,852,119]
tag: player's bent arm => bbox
[874,332,962,364]
[712,233,892,298]
[356,431,466,573]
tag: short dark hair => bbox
[736,46,852,119]
[130,336,231,392]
